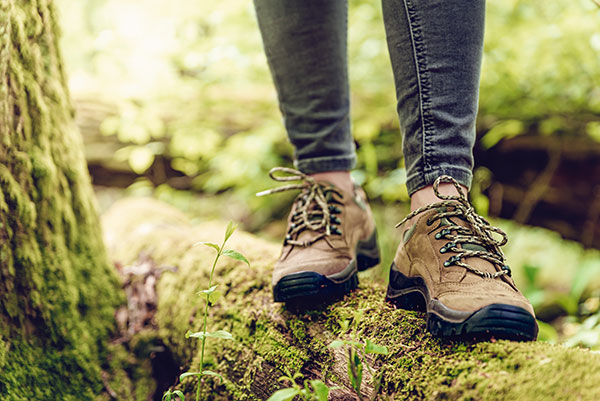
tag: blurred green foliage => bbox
[58,0,600,347]
[58,0,599,206]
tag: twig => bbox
[101,370,119,400]
[513,146,561,223]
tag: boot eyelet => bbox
[435,232,442,240]
[444,256,460,267]
[426,218,434,226]
[501,265,512,276]
[331,226,342,235]
[440,247,447,253]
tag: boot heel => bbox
[356,230,380,271]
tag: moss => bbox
[98,342,156,401]
[103,198,600,401]
[0,0,130,399]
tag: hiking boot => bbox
[386,175,538,341]
[258,167,380,305]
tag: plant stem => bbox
[197,235,228,401]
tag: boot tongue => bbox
[436,207,488,252]
[462,243,488,253]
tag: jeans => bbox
[253,0,485,195]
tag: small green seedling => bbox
[163,221,249,401]
[162,389,185,401]
[329,311,389,401]
[267,369,337,401]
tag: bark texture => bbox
[103,197,600,401]
[0,1,127,399]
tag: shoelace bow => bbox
[396,175,511,279]
[257,167,342,247]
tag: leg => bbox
[382,0,484,203]
[254,0,379,307]
[254,0,355,176]
[382,0,538,340]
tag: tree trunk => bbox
[103,198,600,401]
[0,2,126,399]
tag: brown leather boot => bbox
[386,176,538,341]
[258,167,379,305]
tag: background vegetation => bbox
[54,0,600,350]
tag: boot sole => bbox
[386,263,538,341]
[273,230,380,305]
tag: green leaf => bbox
[208,330,234,340]
[202,370,223,382]
[224,221,237,242]
[193,241,220,253]
[522,264,540,288]
[185,330,234,340]
[481,120,524,149]
[179,371,201,380]
[338,319,350,332]
[198,286,222,305]
[222,249,249,266]
[365,339,388,355]
[266,388,300,401]
[172,390,185,401]
[162,390,172,401]
[571,260,600,302]
[310,380,330,401]
[208,290,223,305]
[329,340,345,348]
[536,320,558,343]
[185,330,206,339]
[199,285,218,295]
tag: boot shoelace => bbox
[257,167,343,247]
[396,175,511,279]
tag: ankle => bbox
[410,182,468,212]
[309,170,354,194]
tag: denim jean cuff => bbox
[406,166,473,196]
[295,154,357,174]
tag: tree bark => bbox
[103,197,600,401]
[0,1,125,399]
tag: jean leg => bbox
[382,0,485,195]
[253,0,355,174]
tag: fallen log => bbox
[102,198,600,401]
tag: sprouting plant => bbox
[163,221,249,401]
[267,368,337,401]
[162,389,185,401]
[329,311,389,401]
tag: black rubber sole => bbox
[386,264,538,341]
[427,304,538,341]
[273,270,359,306]
[273,230,380,306]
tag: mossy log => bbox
[102,198,600,401]
[0,1,126,399]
